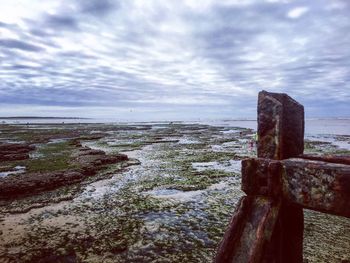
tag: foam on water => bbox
[306,134,350,150]
[0,166,26,177]
[145,189,205,202]
[192,160,241,173]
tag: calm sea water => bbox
[0,118,349,135]
[201,119,350,136]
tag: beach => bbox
[0,120,349,262]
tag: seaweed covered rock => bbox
[0,146,129,199]
[0,143,35,161]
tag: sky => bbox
[0,0,349,121]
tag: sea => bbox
[0,118,349,136]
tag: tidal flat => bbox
[0,122,349,262]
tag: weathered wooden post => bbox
[215,90,350,262]
[256,91,304,263]
[215,90,305,263]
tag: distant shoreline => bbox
[0,117,89,120]
[0,117,348,121]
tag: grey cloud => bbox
[79,0,117,16]
[0,0,349,119]
[8,64,39,70]
[44,14,79,30]
[0,39,44,52]
[58,51,96,60]
[29,28,53,37]
[0,21,9,27]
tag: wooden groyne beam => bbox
[243,158,350,218]
[215,196,280,263]
[215,91,350,263]
[299,154,350,165]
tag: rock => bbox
[75,149,128,167]
[0,153,29,161]
[77,148,105,156]
[69,134,105,146]
[79,165,97,176]
[0,143,35,161]
[0,146,129,199]
[114,153,129,161]
[0,143,35,152]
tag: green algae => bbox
[0,123,251,262]
[20,141,78,173]
[2,122,348,262]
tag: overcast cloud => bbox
[0,0,349,120]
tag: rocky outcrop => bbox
[0,143,35,161]
[0,146,129,199]
[69,135,105,147]
[0,170,84,198]
[74,148,128,176]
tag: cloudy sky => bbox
[0,0,349,120]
